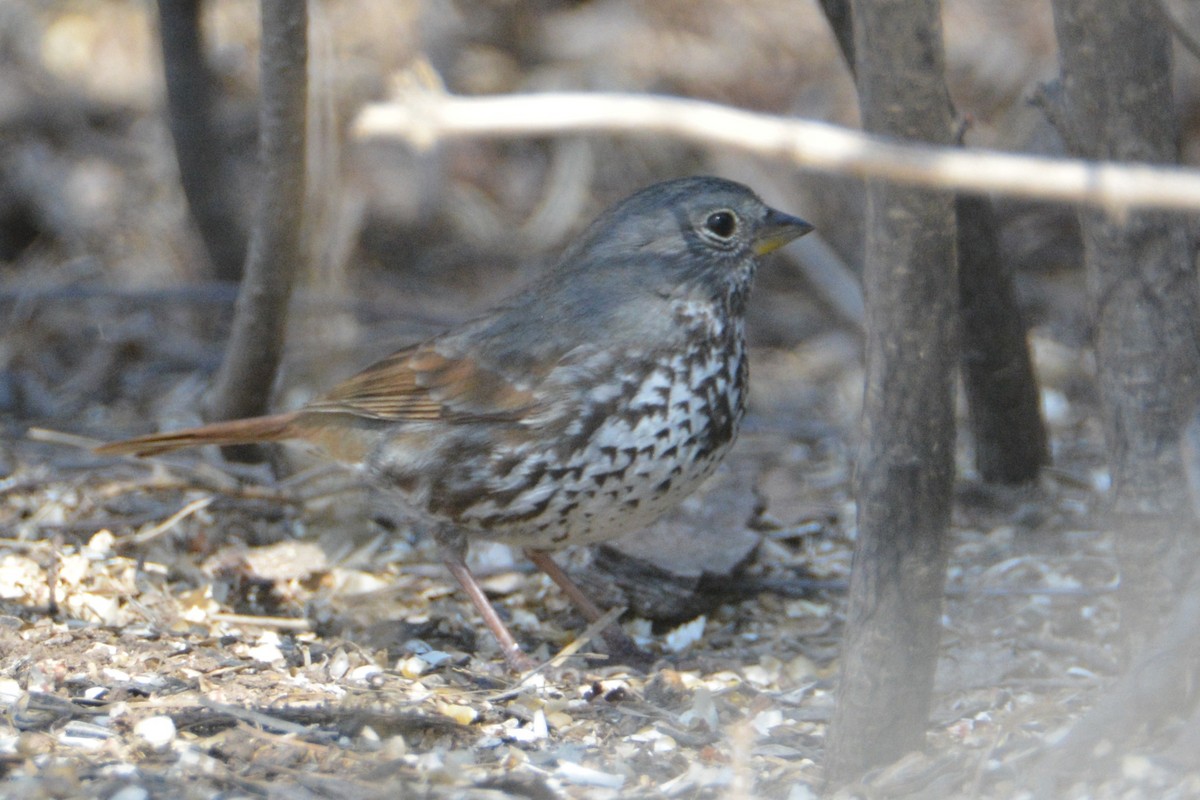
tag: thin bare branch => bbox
[355,89,1200,213]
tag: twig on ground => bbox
[211,612,312,631]
[123,496,214,545]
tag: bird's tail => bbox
[94,412,301,457]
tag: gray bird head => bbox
[547,176,812,317]
[560,176,811,276]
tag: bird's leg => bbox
[524,549,655,670]
[443,558,536,672]
[436,527,536,672]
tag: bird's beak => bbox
[753,208,814,255]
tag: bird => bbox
[96,176,813,671]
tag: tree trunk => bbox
[157,0,247,282]
[958,194,1048,484]
[817,3,1048,486]
[204,0,308,460]
[1050,0,1200,656]
[824,0,958,785]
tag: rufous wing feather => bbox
[303,343,540,423]
[94,412,301,457]
[97,342,547,459]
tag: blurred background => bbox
[0,0,1134,443]
[7,3,1200,794]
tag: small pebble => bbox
[133,715,176,752]
[245,642,284,664]
[399,656,430,678]
[664,616,706,653]
[546,710,573,729]
[439,704,478,725]
[348,664,382,683]
[0,679,23,706]
[59,719,112,751]
[327,649,350,680]
[109,786,149,800]
[555,760,625,789]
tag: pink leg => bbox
[524,549,654,668]
[444,557,536,672]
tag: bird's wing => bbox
[300,342,542,424]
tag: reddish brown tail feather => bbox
[94,412,301,457]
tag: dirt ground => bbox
[2,1,1199,797]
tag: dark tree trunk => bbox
[958,194,1049,483]
[818,2,1048,486]
[817,0,855,74]
[1027,5,1200,780]
[204,0,308,460]
[824,0,958,785]
[157,0,247,282]
[1050,0,1200,656]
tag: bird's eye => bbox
[704,211,737,239]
